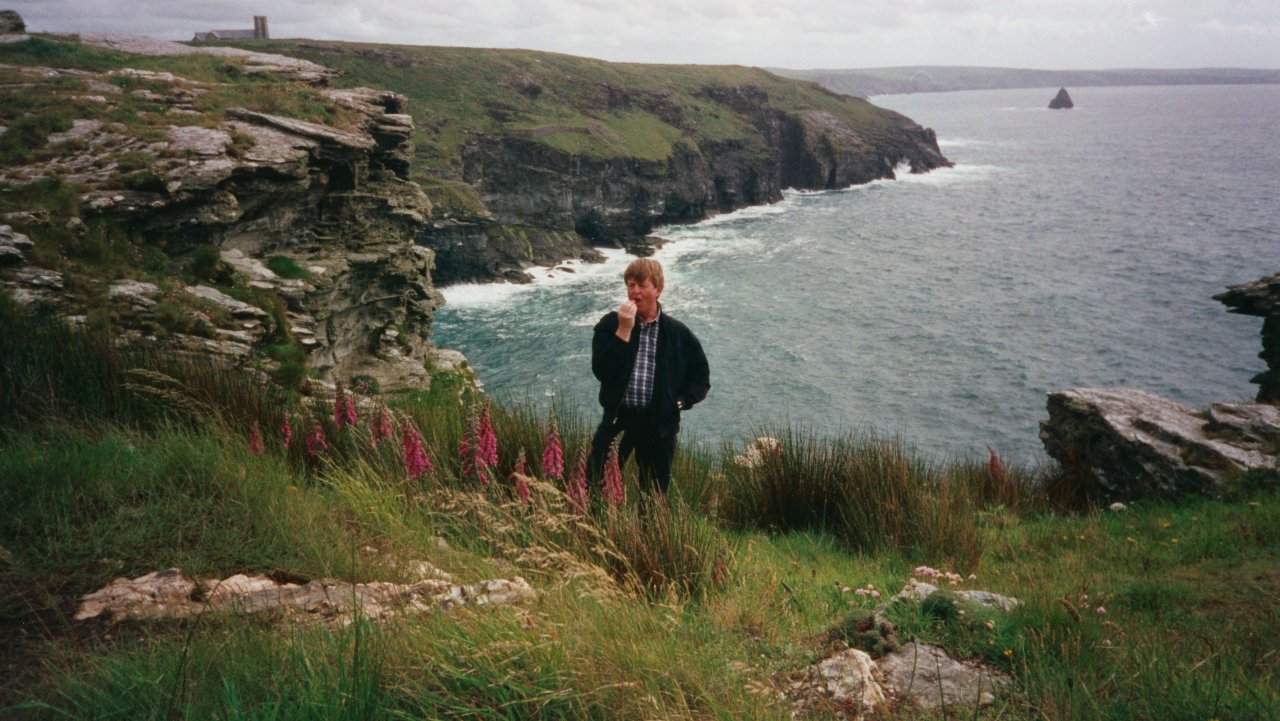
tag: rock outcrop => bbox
[1215,272,1280,402]
[1049,87,1074,109]
[0,50,444,390]
[75,566,535,625]
[1039,388,1278,499]
[432,101,948,283]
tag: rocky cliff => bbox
[0,36,445,390]
[1215,272,1280,403]
[233,42,951,284]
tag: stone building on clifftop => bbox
[193,16,269,41]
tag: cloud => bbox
[5,0,1280,69]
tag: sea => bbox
[430,85,1280,463]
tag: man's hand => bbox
[616,300,637,341]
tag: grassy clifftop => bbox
[222,40,905,171]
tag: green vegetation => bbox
[211,39,901,182]
[1,302,1277,719]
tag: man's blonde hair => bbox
[623,258,664,291]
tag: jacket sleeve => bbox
[592,312,631,385]
[677,329,710,409]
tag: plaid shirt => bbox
[623,312,660,408]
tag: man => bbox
[590,258,710,493]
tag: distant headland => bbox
[772,66,1280,98]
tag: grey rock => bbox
[108,280,162,308]
[879,643,1007,711]
[788,648,886,717]
[75,567,535,624]
[1216,273,1280,402]
[184,285,267,318]
[1049,87,1074,109]
[1040,388,1278,499]
[893,579,1021,612]
[0,225,33,264]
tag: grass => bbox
[1,306,1277,719]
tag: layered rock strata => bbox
[0,53,443,389]
[1039,388,1278,499]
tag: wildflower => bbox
[1003,648,1013,658]
[305,417,327,458]
[248,422,264,456]
[402,418,432,479]
[334,382,348,430]
[372,404,394,443]
[602,440,624,506]
[1096,606,1106,616]
[541,413,564,480]
[987,445,1003,478]
[1109,502,1128,512]
[343,391,358,428]
[511,450,532,503]
[984,620,996,631]
[478,401,498,471]
[565,447,590,514]
[281,410,292,449]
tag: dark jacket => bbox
[592,308,710,437]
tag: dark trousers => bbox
[589,406,678,494]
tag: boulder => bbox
[1215,273,1280,402]
[878,643,1006,712]
[1039,388,1278,499]
[1049,87,1074,109]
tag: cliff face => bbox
[422,91,948,282]
[1216,273,1280,403]
[0,39,444,390]
[243,42,951,284]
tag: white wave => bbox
[440,247,631,308]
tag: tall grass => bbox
[721,427,992,568]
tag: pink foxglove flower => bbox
[334,383,347,430]
[565,448,590,514]
[343,391,358,429]
[478,401,498,472]
[602,441,624,506]
[511,450,531,503]
[541,415,564,480]
[248,422,264,456]
[987,445,1004,479]
[401,418,432,479]
[305,418,327,458]
[281,410,292,449]
[371,404,394,443]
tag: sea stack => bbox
[1049,87,1074,109]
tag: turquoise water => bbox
[431,85,1279,462]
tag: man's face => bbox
[627,276,662,321]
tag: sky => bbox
[8,0,1280,70]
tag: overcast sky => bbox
[9,0,1280,70]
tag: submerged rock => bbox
[1049,87,1074,109]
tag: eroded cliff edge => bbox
[235,41,951,283]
